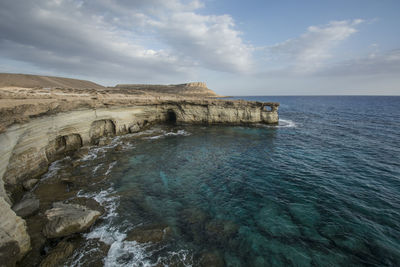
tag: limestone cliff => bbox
[114,82,219,97]
[0,77,279,263]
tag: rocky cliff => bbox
[0,77,279,264]
[115,82,220,97]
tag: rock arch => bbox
[89,119,116,144]
[46,133,83,161]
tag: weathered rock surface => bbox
[0,198,31,261]
[12,193,39,218]
[43,202,102,238]
[22,179,39,191]
[125,224,171,243]
[39,240,76,267]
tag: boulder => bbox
[43,202,102,238]
[125,224,171,243]
[66,197,105,214]
[22,179,39,191]
[0,197,31,261]
[12,193,40,218]
[39,240,76,267]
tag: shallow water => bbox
[43,96,400,266]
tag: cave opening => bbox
[166,110,177,124]
[264,105,272,112]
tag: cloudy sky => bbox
[0,0,399,95]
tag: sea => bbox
[43,96,400,266]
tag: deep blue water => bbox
[66,96,400,266]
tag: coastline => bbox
[0,81,279,266]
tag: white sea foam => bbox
[104,240,153,267]
[278,119,297,128]
[260,119,297,128]
[105,161,117,176]
[145,129,191,140]
[75,187,193,266]
[92,163,103,175]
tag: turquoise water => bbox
[67,96,400,266]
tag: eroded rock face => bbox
[0,197,31,261]
[43,202,102,238]
[90,119,116,144]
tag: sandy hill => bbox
[114,82,219,97]
[0,73,105,89]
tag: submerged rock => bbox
[125,224,171,243]
[12,193,40,218]
[198,251,225,267]
[22,179,39,191]
[205,219,239,244]
[43,201,102,238]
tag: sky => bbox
[0,0,399,95]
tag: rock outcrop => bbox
[43,202,102,238]
[115,82,220,97]
[0,198,31,262]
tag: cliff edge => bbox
[115,82,220,97]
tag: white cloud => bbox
[0,0,252,83]
[150,12,253,72]
[268,19,363,74]
[316,49,400,76]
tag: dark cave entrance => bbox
[166,110,177,124]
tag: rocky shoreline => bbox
[0,76,279,266]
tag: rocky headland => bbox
[0,73,279,266]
